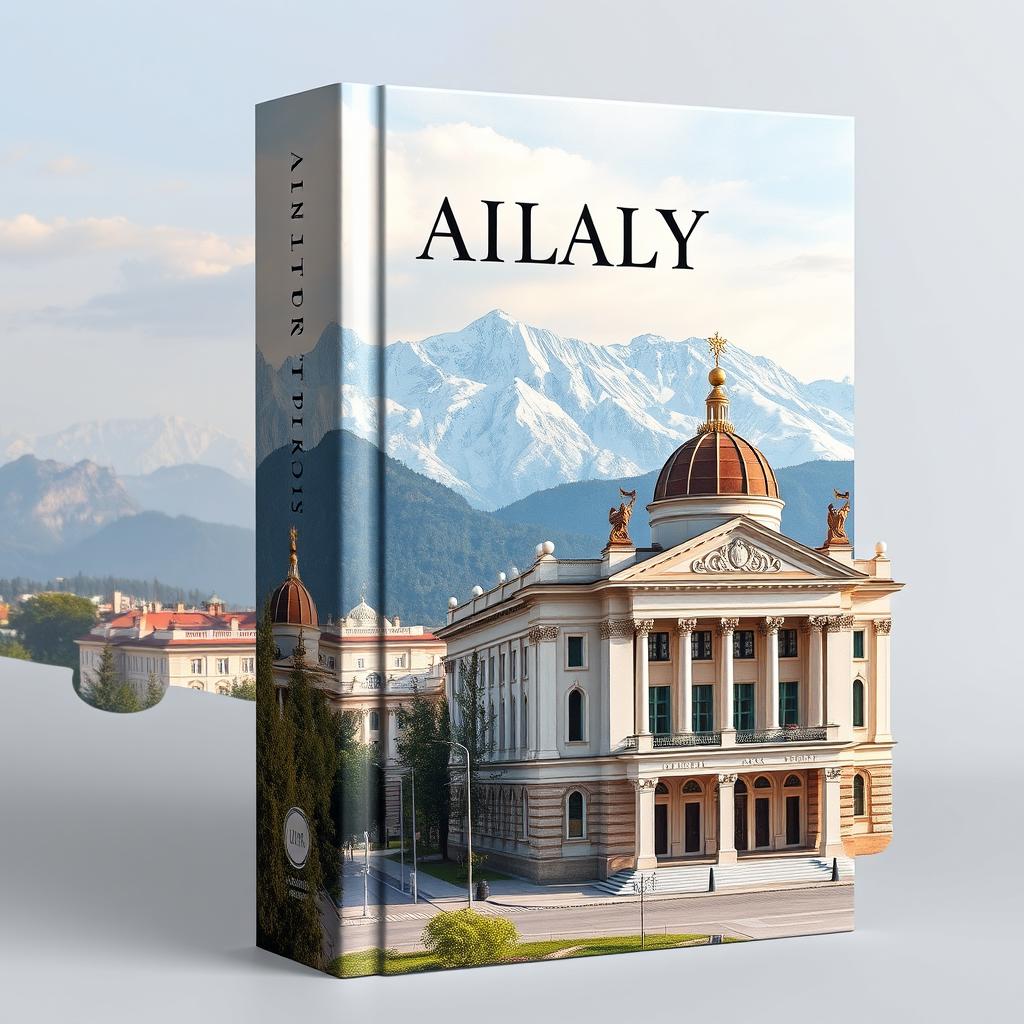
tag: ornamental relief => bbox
[875,618,893,635]
[676,616,699,634]
[691,537,781,574]
[528,625,559,644]
[759,616,786,634]
[633,618,655,636]
[600,619,634,639]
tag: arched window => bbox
[853,773,867,817]
[655,782,669,795]
[566,790,586,839]
[368,709,380,731]
[683,779,702,794]
[784,774,802,787]
[190,681,204,691]
[735,778,748,794]
[568,688,585,742]
[365,672,382,689]
[853,679,865,728]
[754,775,772,789]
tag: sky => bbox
[0,3,852,446]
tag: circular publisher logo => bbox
[283,806,310,869]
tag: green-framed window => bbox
[853,629,865,659]
[692,684,713,733]
[734,683,755,731]
[853,679,865,727]
[779,681,799,726]
[649,686,671,735]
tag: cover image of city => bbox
[250,88,901,975]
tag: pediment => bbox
[611,518,866,584]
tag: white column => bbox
[718,619,738,736]
[530,626,559,758]
[807,617,826,727]
[676,618,696,734]
[503,646,513,758]
[527,640,539,758]
[874,618,893,742]
[633,778,659,869]
[822,766,844,859]
[387,707,398,761]
[763,617,784,730]
[634,620,654,735]
[717,773,737,865]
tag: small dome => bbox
[269,576,318,627]
[654,430,779,501]
[269,527,318,627]
[345,597,378,624]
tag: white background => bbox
[2,1,1022,1019]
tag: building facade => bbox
[437,351,900,883]
[267,534,447,836]
[77,599,258,698]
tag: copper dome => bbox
[269,575,318,627]
[269,527,318,627]
[654,429,779,501]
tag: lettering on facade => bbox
[661,760,706,771]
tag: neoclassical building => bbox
[77,599,257,697]
[267,532,446,834]
[438,343,900,884]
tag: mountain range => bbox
[257,310,853,509]
[1,416,254,480]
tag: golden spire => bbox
[698,332,734,433]
[288,525,300,578]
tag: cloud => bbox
[0,213,253,278]
[383,116,854,381]
[43,155,91,176]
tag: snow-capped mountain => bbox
[1,416,255,480]
[257,310,853,510]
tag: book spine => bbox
[256,83,384,976]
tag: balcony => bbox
[653,731,723,748]
[737,727,829,743]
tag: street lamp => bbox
[633,872,656,949]
[435,739,473,907]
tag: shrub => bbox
[421,909,519,968]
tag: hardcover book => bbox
[255,84,900,977]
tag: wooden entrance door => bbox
[754,797,771,848]
[786,795,801,846]
[684,801,702,854]
[654,803,669,857]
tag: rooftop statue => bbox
[824,489,851,547]
[608,488,638,546]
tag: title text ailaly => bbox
[416,198,708,269]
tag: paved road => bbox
[339,874,854,952]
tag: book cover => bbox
[255,84,900,977]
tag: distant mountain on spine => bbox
[257,310,853,509]
[1,416,254,480]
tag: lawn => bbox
[331,933,734,977]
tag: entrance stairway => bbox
[592,855,854,896]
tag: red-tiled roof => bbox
[103,610,257,630]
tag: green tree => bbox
[81,643,141,713]
[333,710,382,850]
[256,607,301,961]
[229,676,256,701]
[255,613,341,972]
[421,908,519,968]
[451,653,492,830]
[143,672,166,709]
[396,687,451,857]
[13,592,96,685]
[0,636,31,660]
